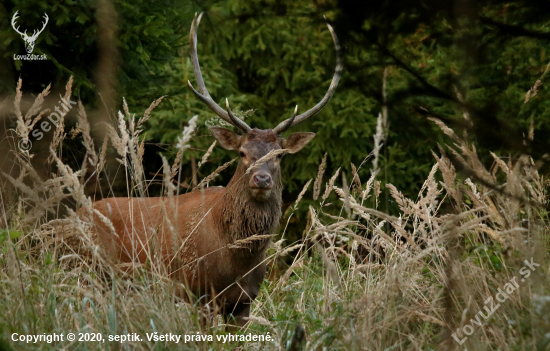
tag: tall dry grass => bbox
[0,76,549,351]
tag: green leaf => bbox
[0,229,22,241]
[8,230,21,239]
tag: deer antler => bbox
[273,19,342,134]
[11,11,27,37]
[187,12,252,133]
[274,105,298,134]
[11,11,48,40]
[30,13,49,40]
[188,13,342,135]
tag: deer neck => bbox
[213,163,282,250]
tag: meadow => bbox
[0,73,549,351]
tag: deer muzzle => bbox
[249,171,273,199]
[252,172,272,189]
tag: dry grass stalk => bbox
[170,147,184,182]
[490,151,510,175]
[314,241,340,287]
[294,179,312,210]
[245,149,289,175]
[278,243,304,257]
[0,169,67,226]
[97,134,109,174]
[123,97,131,119]
[351,162,362,193]
[427,117,460,143]
[49,148,92,212]
[431,149,459,204]
[429,117,496,187]
[341,172,351,216]
[198,140,217,168]
[195,157,238,190]
[361,171,377,202]
[372,112,387,174]
[76,101,98,166]
[244,315,272,327]
[137,138,145,166]
[104,100,166,196]
[524,61,550,103]
[374,180,381,208]
[49,77,74,158]
[107,111,129,165]
[160,155,179,249]
[24,88,51,132]
[313,152,327,200]
[417,163,440,208]
[322,167,341,201]
[277,255,305,287]
[161,155,176,209]
[176,115,198,151]
[14,78,23,123]
[128,132,145,196]
[14,78,52,142]
[138,95,166,129]
[228,234,275,249]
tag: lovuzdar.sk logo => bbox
[11,10,48,61]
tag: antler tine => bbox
[273,19,343,134]
[225,99,251,132]
[274,105,298,134]
[11,11,25,36]
[41,13,49,30]
[29,13,48,39]
[187,12,251,133]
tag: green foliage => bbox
[3,0,550,213]
[0,0,191,106]
[150,0,550,208]
[0,229,21,245]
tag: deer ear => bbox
[209,127,242,150]
[281,132,315,154]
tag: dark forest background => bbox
[1,0,550,219]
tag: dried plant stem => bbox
[195,157,238,190]
[313,152,327,200]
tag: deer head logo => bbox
[11,11,49,54]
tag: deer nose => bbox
[253,173,272,188]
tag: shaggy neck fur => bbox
[213,162,282,252]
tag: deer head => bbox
[188,13,342,200]
[11,11,49,54]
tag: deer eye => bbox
[239,151,246,158]
[277,153,283,159]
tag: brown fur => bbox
[79,128,313,326]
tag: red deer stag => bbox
[84,12,342,326]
